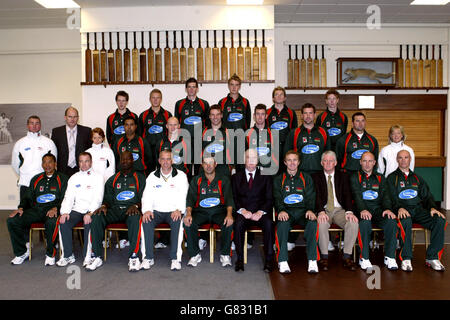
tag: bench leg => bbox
[244,231,248,264]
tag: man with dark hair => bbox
[106,90,138,147]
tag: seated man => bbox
[57,152,104,267]
[85,151,146,272]
[141,150,189,271]
[274,150,319,274]
[349,152,398,271]
[183,155,234,267]
[7,153,68,265]
[232,149,274,272]
[387,150,447,272]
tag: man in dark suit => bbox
[51,107,92,177]
[311,150,358,271]
[232,149,274,272]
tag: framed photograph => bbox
[337,58,397,88]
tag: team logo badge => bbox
[117,183,121,189]
[326,122,330,127]
[39,186,44,192]
[400,181,405,188]
[302,137,307,143]
[353,142,358,149]
[201,188,206,195]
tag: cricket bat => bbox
[164,31,171,81]
[212,30,220,81]
[404,44,410,88]
[123,32,131,82]
[196,30,204,82]
[430,45,436,87]
[221,30,228,81]
[85,32,92,83]
[424,45,431,87]
[313,44,320,87]
[205,30,212,81]
[237,30,244,80]
[307,45,313,87]
[437,44,443,88]
[92,33,100,82]
[147,31,155,82]
[155,31,162,82]
[260,29,267,81]
[107,32,115,82]
[418,45,423,88]
[172,31,179,81]
[115,32,123,82]
[293,45,299,88]
[180,31,187,82]
[187,30,195,79]
[140,31,147,82]
[287,44,293,87]
[132,31,139,82]
[244,30,252,81]
[320,44,327,87]
[252,29,259,81]
[300,44,306,87]
[229,30,236,78]
[397,45,403,87]
[411,45,417,87]
[100,32,108,82]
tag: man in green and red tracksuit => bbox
[183,156,235,267]
[106,90,139,147]
[114,116,152,176]
[274,150,319,274]
[138,89,172,173]
[284,103,330,175]
[7,153,68,265]
[316,89,348,153]
[387,150,447,272]
[350,151,398,271]
[86,151,146,272]
[336,112,378,174]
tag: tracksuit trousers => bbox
[58,211,90,259]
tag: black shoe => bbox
[263,260,274,273]
[235,260,244,272]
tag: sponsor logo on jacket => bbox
[227,113,243,122]
[327,128,341,136]
[301,144,320,154]
[284,194,303,204]
[398,189,418,200]
[199,197,220,208]
[184,116,202,125]
[362,190,378,200]
[114,125,125,135]
[36,194,56,203]
[116,191,135,201]
[351,149,368,159]
[270,121,288,130]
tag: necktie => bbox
[327,174,335,212]
[68,129,76,168]
[248,172,253,189]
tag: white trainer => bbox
[128,257,141,272]
[83,256,95,267]
[384,256,398,270]
[102,239,110,249]
[279,261,291,274]
[187,254,202,267]
[86,257,103,271]
[287,242,296,252]
[56,254,75,267]
[231,241,235,251]
[171,259,181,271]
[359,258,373,271]
[426,259,445,271]
[247,243,253,249]
[198,239,207,251]
[401,259,413,272]
[115,239,130,249]
[154,242,167,249]
[328,241,335,252]
[140,258,155,270]
[44,255,55,266]
[308,260,319,273]
[11,252,29,265]
[220,255,232,267]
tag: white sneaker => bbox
[83,257,94,267]
[328,241,335,252]
[11,252,29,265]
[401,259,413,272]
[140,258,155,270]
[115,239,130,249]
[247,243,253,249]
[426,259,445,271]
[56,254,75,267]
[128,257,141,272]
[86,257,103,271]
[220,255,232,267]
[359,258,373,271]
[384,256,398,270]
[308,260,319,273]
[231,241,235,251]
[287,242,296,252]
[396,239,401,250]
[187,254,202,267]
[102,239,110,249]
[199,239,207,251]
[155,242,167,249]
[44,255,55,266]
[171,259,181,271]
[279,261,291,274]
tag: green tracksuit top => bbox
[106,108,139,147]
[273,171,315,214]
[186,172,235,215]
[336,130,379,172]
[350,170,393,218]
[315,108,348,151]
[266,104,298,147]
[284,125,330,173]
[218,94,251,131]
[113,135,152,174]
[138,107,172,147]
[156,134,190,175]
[103,170,146,209]
[19,171,68,211]
[174,97,210,139]
[245,125,279,169]
[386,168,436,212]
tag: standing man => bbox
[183,155,235,268]
[0,112,13,144]
[232,149,274,272]
[311,150,358,271]
[51,106,91,177]
[7,153,67,265]
[284,103,329,175]
[350,152,398,271]
[336,112,378,174]
[12,115,57,202]
[57,152,104,267]
[141,150,189,271]
[85,151,146,272]
[106,90,139,147]
[387,150,447,272]
[316,89,348,152]
[274,150,319,274]
[139,89,172,173]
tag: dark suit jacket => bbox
[51,124,92,176]
[231,169,273,215]
[311,170,353,213]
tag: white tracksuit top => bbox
[11,131,57,187]
[85,143,116,183]
[60,168,104,215]
[377,141,415,177]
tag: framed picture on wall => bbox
[337,58,397,88]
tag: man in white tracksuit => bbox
[11,115,57,202]
[56,152,104,267]
[141,150,189,271]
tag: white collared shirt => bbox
[323,171,342,209]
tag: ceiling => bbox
[0,0,449,29]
